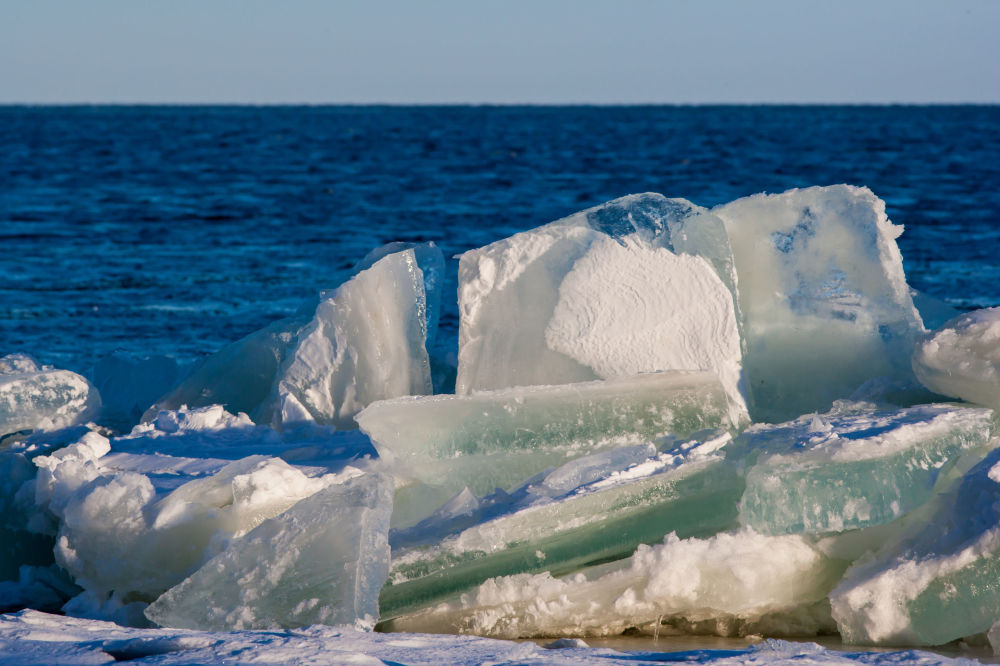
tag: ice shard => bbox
[912,307,1000,411]
[269,248,433,429]
[145,472,393,631]
[831,442,1000,646]
[0,354,100,437]
[737,402,996,536]
[353,241,445,346]
[456,194,747,424]
[380,436,743,618]
[387,531,844,639]
[714,186,924,423]
[141,315,306,424]
[356,370,734,525]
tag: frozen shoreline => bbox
[0,610,987,665]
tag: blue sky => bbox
[2,0,998,104]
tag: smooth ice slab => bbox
[353,242,445,347]
[714,186,924,422]
[737,402,995,536]
[389,530,842,639]
[271,248,433,429]
[0,355,100,437]
[912,307,1000,411]
[92,353,183,432]
[831,443,1000,646]
[356,370,733,520]
[145,472,393,631]
[456,194,747,424]
[380,436,743,618]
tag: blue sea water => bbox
[1,105,999,375]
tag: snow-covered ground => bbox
[0,610,984,665]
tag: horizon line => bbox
[2,101,999,108]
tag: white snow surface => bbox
[912,307,1000,410]
[0,610,980,665]
[545,236,745,425]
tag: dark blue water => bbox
[2,106,999,375]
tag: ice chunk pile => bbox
[0,406,391,629]
[5,187,1000,653]
[273,248,433,429]
[380,433,743,618]
[145,472,393,631]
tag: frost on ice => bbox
[737,402,995,535]
[456,194,748,425]
[912,306,1000,411]
[831,444,1000,647]
[714,186,924,422]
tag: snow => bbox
[0,610,981,665]
[912,307,1000,411]
[389,530,840,639]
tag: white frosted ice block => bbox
[30,428,358,624]
[456,194,747,424]
[271,249,432,429]
[738,403,995,535]
[714,185,923,422]
[145,472,393,631]
[380,436,743,618]
[0,355,100,437]
[912,307,1000,411]
[388,530,842,639]
[831,442,1000,646]
[356,370,733,515]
